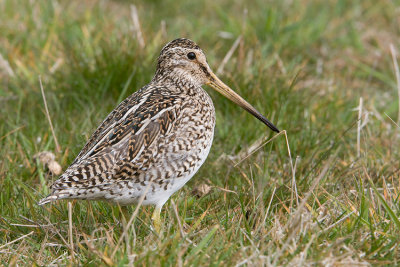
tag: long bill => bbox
[206,72,279,133]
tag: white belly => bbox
[109,131,214,207]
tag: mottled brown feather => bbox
[39,38,217,207]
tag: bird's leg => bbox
[119,206,131,251]
[151,206,162,234]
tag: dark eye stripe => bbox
[187,52,196,60]
[200,64,210,77]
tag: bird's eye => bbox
[187,52,196,60]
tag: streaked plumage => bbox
[39,38,279,231]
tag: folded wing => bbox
[38,88,180,205]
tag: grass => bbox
[1,0,400,265]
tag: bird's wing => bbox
[71,86,149,164]
[50,87,181,191]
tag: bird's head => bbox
[154,38,279,133]
[154,38,211,86]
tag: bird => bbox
[38,38,279,233]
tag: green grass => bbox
[1,0,400,265]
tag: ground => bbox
[1,0,400,265]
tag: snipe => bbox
[39,38,279,232]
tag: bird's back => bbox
[39,81,215,206]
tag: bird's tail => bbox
[38,189,72,205]
[38,194,59,205]
[38,186,110,205]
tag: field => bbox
[1,0,400,265]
